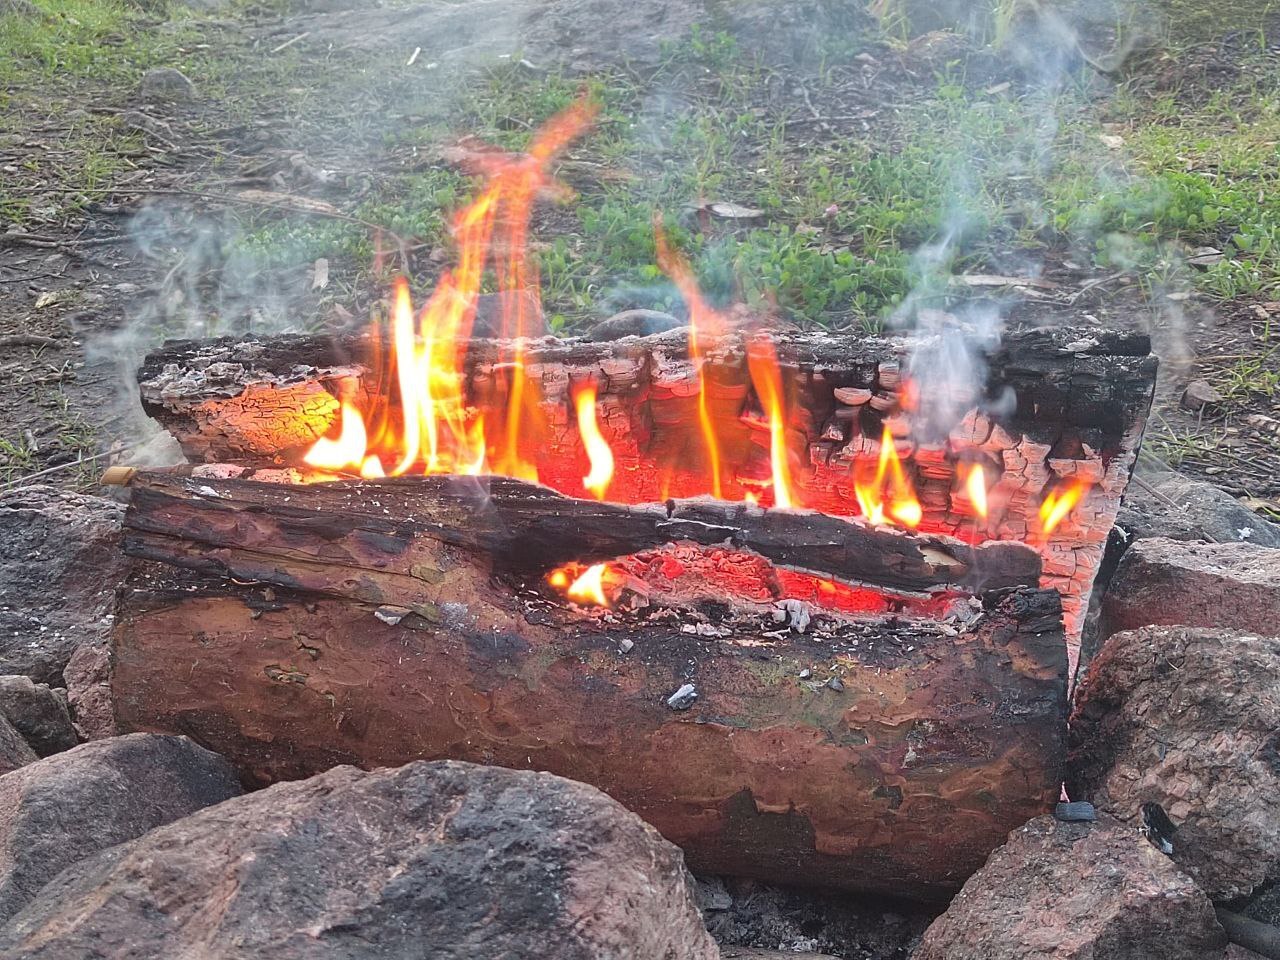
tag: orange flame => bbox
[1040,479,1091,537]
[574,381,615,500]
[746,336,796,509]
[853,426,922,529]
[567,563,610,606]
[964,463,989,518]
[653,215,727,498]
[303,100,597,479]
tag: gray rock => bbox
[0,715,36,777]
[1102,537,1280,641]
[0,760,718,960]
[0,488,128,684]
[914,816,1226,960]
[139,67,196,102]
[1114,465,1280,548]
[0,677,77,757]
[587,309,684,342]
[1070,626,1280,900]
[0,734,242,924]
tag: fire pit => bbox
[107,103,1157,898]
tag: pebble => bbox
[666,683,697,711]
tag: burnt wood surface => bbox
[111,470,1068,898]
[112,571,1067,900]
[121,472,1042,598]
[136,325,1157,462]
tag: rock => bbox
[1113,465,1280,548]
[0,715,37,776]
[0,760,718,959]
[63,638,116,740]
[1070,626,1280,900]
[0,677,77,756]
[720,951,841,960]
[0,733,242,924]
[587,309,684,342]
[1102,538,1280,640]
[0,488,128,684]
[914,816,1227,960]
[1181,378,1225,411]
[139,67,196,102]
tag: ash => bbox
[698,875,935,959]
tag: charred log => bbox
[120,472,1042,600]
[112,575,1067,900]
[136,325,1155,464]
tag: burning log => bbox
[110,470,1068,899]
[136,323,1155,644]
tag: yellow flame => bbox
[303,402,369,473]
[1040,479,1091,537]
[854,426,922,529]
[654,215,725,498]
[302,101,596,480]
[574,381,615,501]
[746,336,795,509]
[964,463,989,518]
[567,563,610,606]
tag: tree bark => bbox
[111,472,1068,899]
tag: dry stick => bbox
[0,334,58,347]
[269,32,310,55]
[115,187,410,250]
[0,448,130,492]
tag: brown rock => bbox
[914,816,1226,960]
[1181,378,1225,411]
[1070,626,1280,900]
[0,677,78,756]
[0,487,128,684]
[0,715,36,776]
[1102,537,1280,641]
[63,639,116,740]
[0,760,719,960]
[0,733,242,923]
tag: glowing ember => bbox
[303,100,597,479]
[853,426,923,529]
[964,463,989,518]
[653,216,727,498]
[1039,479,1091,537]
[745,336,796,509]
[574,381,615,500]
[567,563,610,606]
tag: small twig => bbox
[270,32,310,55]
[784,112,877,126]
[0,448,127,492]
[0,334,58,348]
[406,46,421,67]
[0,273,58,284]
[1067,271,1127,305]
[114,187,409,249]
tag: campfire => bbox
[111,101,1156,898]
